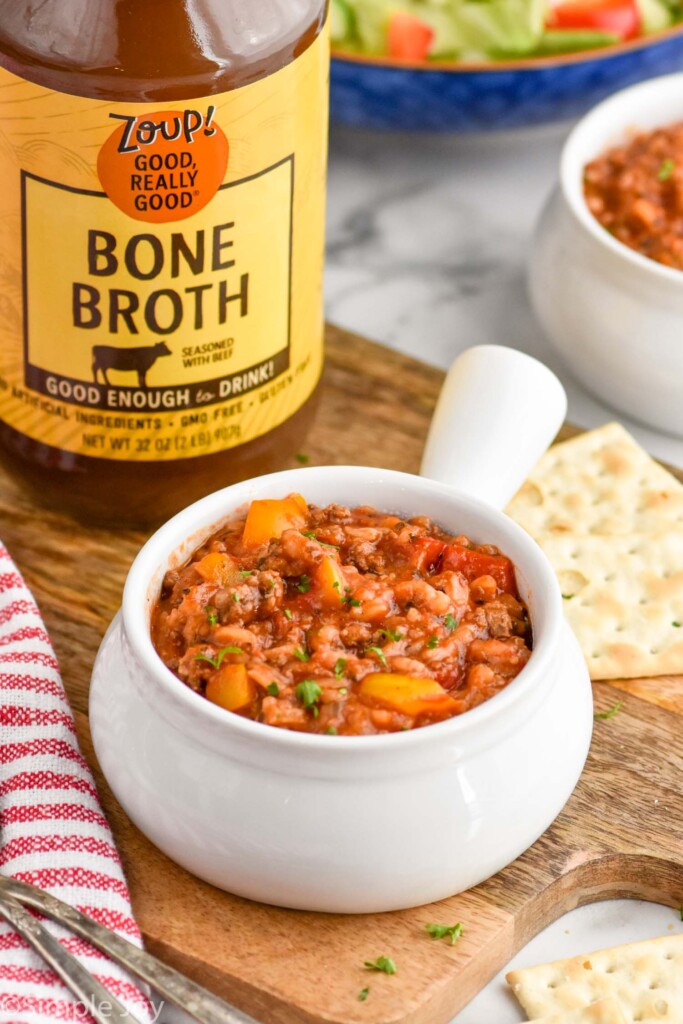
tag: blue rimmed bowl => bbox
[330,25,683,132]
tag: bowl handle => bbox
[420,345,567,510]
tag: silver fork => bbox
[0,875,251,1024]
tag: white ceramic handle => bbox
[420,345,567,510]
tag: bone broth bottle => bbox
[0,0,329,525]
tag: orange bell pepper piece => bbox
[242,494,308,547]
[314,553,347,606]
[205,663,255,712]
[194,552,240,587]
[359,673,459,717]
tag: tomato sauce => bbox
[151,496,533,735]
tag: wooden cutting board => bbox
[2,324,683,1024]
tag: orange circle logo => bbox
[97,107,229,224]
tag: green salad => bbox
[330,0,681,61]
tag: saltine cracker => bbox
[507,933,683,1022]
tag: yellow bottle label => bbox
[0,27,328,461]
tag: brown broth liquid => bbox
[0,1,327,527]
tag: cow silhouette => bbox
[92,342,172,387]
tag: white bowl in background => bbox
[530,72,683,437]
[89,347,593,913]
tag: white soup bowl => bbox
[90,347,593,913]
[531,72,683,437]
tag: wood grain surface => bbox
[2,325,683,1024]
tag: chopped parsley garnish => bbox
[266,682,279,697]
[659,158,676,182]
[425,922,464,945]
[333,580,340,590]
[674,621,681,628]
[295,680,322,712]
[364,956,396,975]
[365,646,388,669]
[284,609,293,620]
[295,452,310,464]
[358,987,369,1002]
[326,726,338,736]
[194,646,242,670]
[294,647,310,662]
[379,628,403,643]
[334,658,347,679]
[339,687,348,695]
[302,530,338,549]
[239,570,254,578]
[594,700,623,720]
[232,592,240,603]
[562,593,574,600]
[342,587,361,607]
[426,635,439,649]
[205,607,218,627]
[297,575,312,593]
[444,614,458,632]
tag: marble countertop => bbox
[325,120,683,1023]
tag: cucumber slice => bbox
[637,0,673,33]
[534,28,620,53]
[330,0,355,44]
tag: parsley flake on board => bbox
[266,682,279,697]
[674,621,682,628]
[194,646,242,670]
[365,646,388,669]
[444,614,458,632]
[297,575,312,593]
[358,987,370,1002]
[364,956,396,975]
[295,680,322,711]
[425,922,464,945]
[594,701,623,720]
[334,658,347,679]
[562,594,574,601]
[659,158,676,181]
[294,647,310,662]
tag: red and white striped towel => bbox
[0,544,153,1023]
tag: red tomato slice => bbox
[547,0,641,39]
[441,543,519,597]
[387,12,435,61]
[409,536,446,574]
